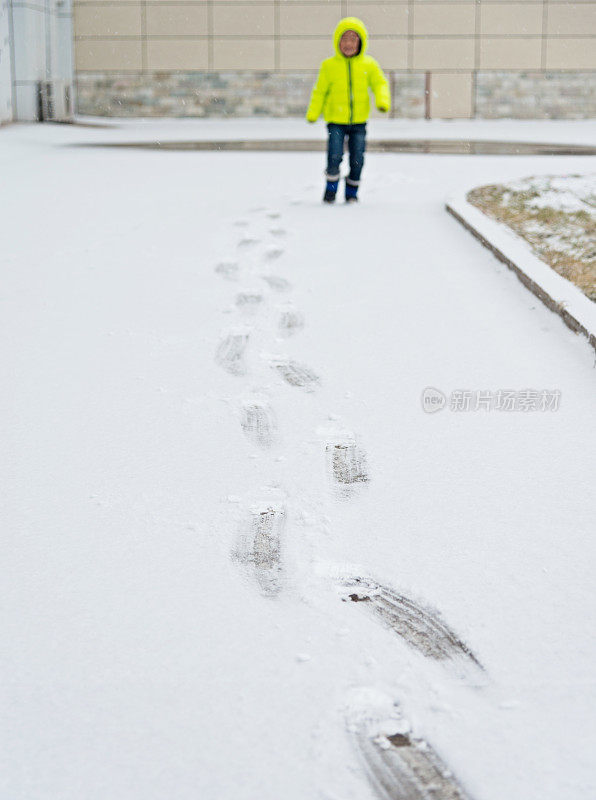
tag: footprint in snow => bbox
[231,497,286,596]
[240,395,278,448]
[278,308,304,337]
[215,330,250,375]
[337,576,483,670]
[238,236,260,248]
[235,291,264,315]
[264,245,284,261]
[326,434,370,487]
[345,688,475,800]
[262,275,291,292]
[215,261,239,280]
[270,357,319,390]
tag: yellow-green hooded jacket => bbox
[306,17,390,124]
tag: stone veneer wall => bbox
[76,70,596,120]
[75,71,426,118]
[475,72,596,119]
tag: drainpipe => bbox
[424,71,431,120]
[43,0,53,119]
[7,0,17,119]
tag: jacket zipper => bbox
[347,60,353,124]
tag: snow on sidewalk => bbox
[1,122,595,800]
[3,116,596,147]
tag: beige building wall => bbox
[73,0,596,118]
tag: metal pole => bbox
[424,71,431,120]
[44,0,52,119]
[7,0,17,119]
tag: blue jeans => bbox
[326,123,366,185]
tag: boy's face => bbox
[339,30,360,57]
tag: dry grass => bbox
[467,175,596,302]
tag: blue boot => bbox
[345,178,359,203]
[323,178,339,203]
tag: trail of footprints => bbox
[214,207,313,606]
[214,207,314,395]
[212,205,482,800]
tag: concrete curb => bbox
[446,193,596,353]
[71,139,596,155]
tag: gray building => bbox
[0,0,74,123]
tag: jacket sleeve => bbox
[369,59,391,113]
[306,62,329,122]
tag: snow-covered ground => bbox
[5,115,596,146]
[1,120,595,800]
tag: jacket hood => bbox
[333,17,368,58]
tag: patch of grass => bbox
[467,178,596,302]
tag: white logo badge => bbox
[421,386,446,413]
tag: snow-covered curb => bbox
[446,192,596,351]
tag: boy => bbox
[306,17,390,204]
